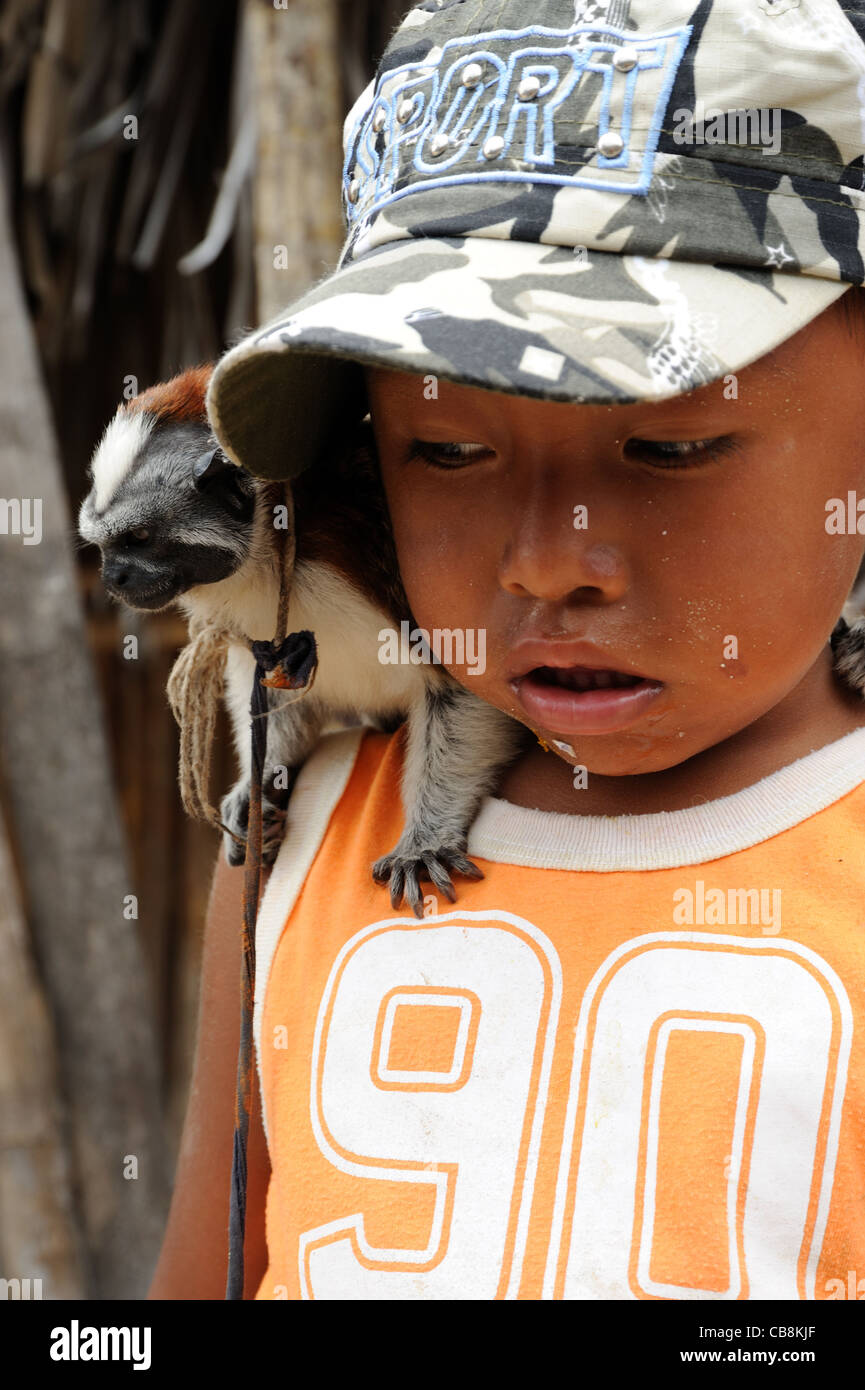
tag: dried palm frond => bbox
[0,0,411,502]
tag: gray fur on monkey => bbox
[77,367,526,918]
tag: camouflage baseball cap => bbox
[208,0,865,481]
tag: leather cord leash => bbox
[225,484,317,1299]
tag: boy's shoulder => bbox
[286,719,865,874]
[287,722,403,826]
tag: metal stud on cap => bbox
[372,106,387,132]
[429,132,450,156]
[612,47,639,71]
[347,178,360,203]
[517,74,541,101]
[396,99,414,124]
[482,135,505,159]
[461,61,483,87]
[598,130,624,157]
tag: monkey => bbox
[78,368,865,918]
[77,366,528,917]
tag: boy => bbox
[150,0,865,1298]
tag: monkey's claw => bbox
[372,844,484,918]
[220,775,291,868]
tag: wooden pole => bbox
[0,152,171,1299]
[245,0,345,323]
[0,795,85,1299]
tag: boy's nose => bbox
[498,523,630,605]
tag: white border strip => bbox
[253,727,365,1148]
[469,725,865,872]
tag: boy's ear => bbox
[354,414,377,455]
[839,285,865,341]
[322,415,379,480]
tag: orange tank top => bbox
[251,723,865,1300]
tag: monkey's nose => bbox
[102,561,129,588]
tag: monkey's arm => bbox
[220,646,325,866]
[373,682,527,918]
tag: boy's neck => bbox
[493,643,865,816]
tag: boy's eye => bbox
[625,435,740,469]
[409,434,741,471]
[409,439,492,469]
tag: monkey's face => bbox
[79,415,257,611]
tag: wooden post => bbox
[0,796,85,1299]
[245,0,345,323]
[0,153,171,1299]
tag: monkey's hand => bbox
[219,770,294,868]
[372,840,484,919]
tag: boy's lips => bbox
[507,639,666,735]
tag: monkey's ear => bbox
[193,448,234,486]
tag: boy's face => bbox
[366,297,865,778]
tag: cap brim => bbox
[207,236,849,480]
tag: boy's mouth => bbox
[532,666,644,690]
[510,664,666,735]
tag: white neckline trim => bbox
[253,727,365,1151]
[467,725,865,871]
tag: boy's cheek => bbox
[392,519,491,621]
[812,528,865,602]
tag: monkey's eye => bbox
[124,527,151,545]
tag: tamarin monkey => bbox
[78,366,527,916]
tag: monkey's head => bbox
[78,366,259,611]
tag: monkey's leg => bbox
[372,681,527,918]
[220,679,325,867]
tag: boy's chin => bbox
[529,727,703,779]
